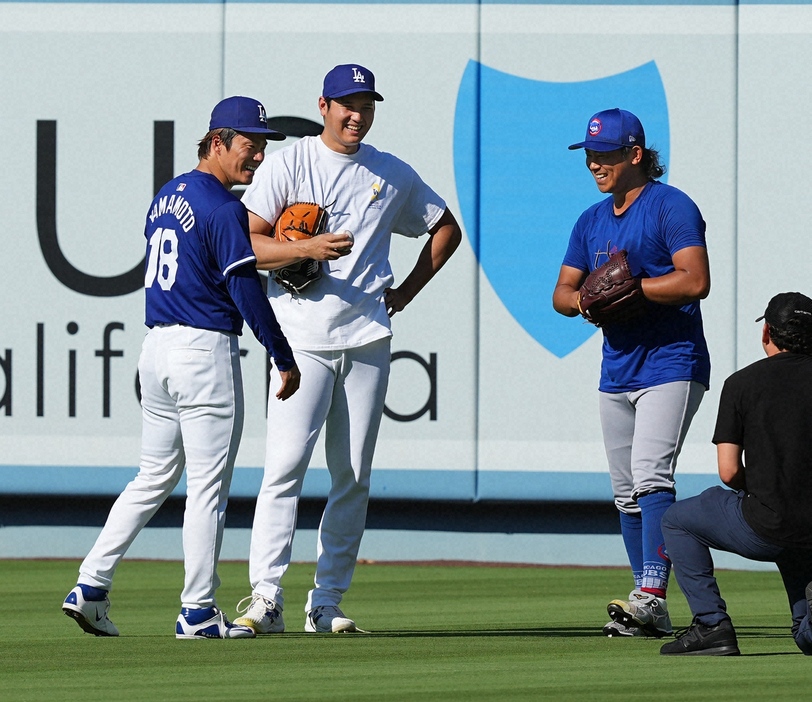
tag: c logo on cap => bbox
[588,118,603,136]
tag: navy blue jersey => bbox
[144,170,256,334]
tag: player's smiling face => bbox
[221,132,267,187]
[585,147,641,194]
[319,94,376,154]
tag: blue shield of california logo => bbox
[453,60,669,358]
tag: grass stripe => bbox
[2,560,811,700]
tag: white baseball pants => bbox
[78,325,244,608]
[249,336,391,611]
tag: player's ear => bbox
[210,133,225,157]
[629,145,643,165]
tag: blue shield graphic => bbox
[453,61,669,358]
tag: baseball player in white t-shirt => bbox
[233,64,461,634]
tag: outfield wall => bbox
[0,0,808,504]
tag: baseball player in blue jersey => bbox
[230,64,461,635]
[62,96,300,639]
[553,108,711,638]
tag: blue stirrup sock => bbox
[619,511,644,590]
[638,491,676,598]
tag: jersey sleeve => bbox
[659,187,707,255]
[391,165,446,238]
[712,374,745,446]
[560,208,594,272]
[226,266,296,371]
[206,199,257,275]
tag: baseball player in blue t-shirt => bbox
[553,108,711,639]
[62,96,300,639]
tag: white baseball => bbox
[335,230,354,255]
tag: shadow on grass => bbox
[240,627,630,639]
[737,627,797,639]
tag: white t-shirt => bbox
[241,136,446,350]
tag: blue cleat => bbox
[175,606,255,639]
[63,584,119,637]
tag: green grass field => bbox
[3,558,812,700]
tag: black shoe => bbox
[660,618,741,656]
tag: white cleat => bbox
[607,589,672,638]
[305,605,364,633]
[62,585,119,637]
[603,619,643,637]
[175,606,256,639]
[233,594,285,634]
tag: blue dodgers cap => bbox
[208,96,286,141]
[568,108,645,152]
[322,64,384,102]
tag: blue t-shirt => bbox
[144,170,257,335]
[562,181,711,392]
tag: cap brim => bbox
[568,140,626,152]
[236,127,287,141]
[324,88,384,102]
[755,315,766,322]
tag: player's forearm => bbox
[641,271,710,305]
[721,469,746,491]
[640,246,711,305]
[250,233,310,271]
[717,443,746,491]
[226,266,295,370]
[398,219,461,302]
[553,285,581,317]
[553,265,586,317]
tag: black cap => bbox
[755,292,812,329]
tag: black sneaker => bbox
[660,618,740,656]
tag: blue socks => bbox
[638,491,676,597]
[619,511,644,589]
[78,583,109,601]
[620,491,676,597]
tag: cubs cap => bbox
[208,96,286,141]
[568,108,645,152]
[755,292,812,327]
[322,64,384,102]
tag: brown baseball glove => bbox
[577,249,646,326]
[272,202,328,294]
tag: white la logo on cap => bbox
[258,104,268,125]
[352,67,367,84]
